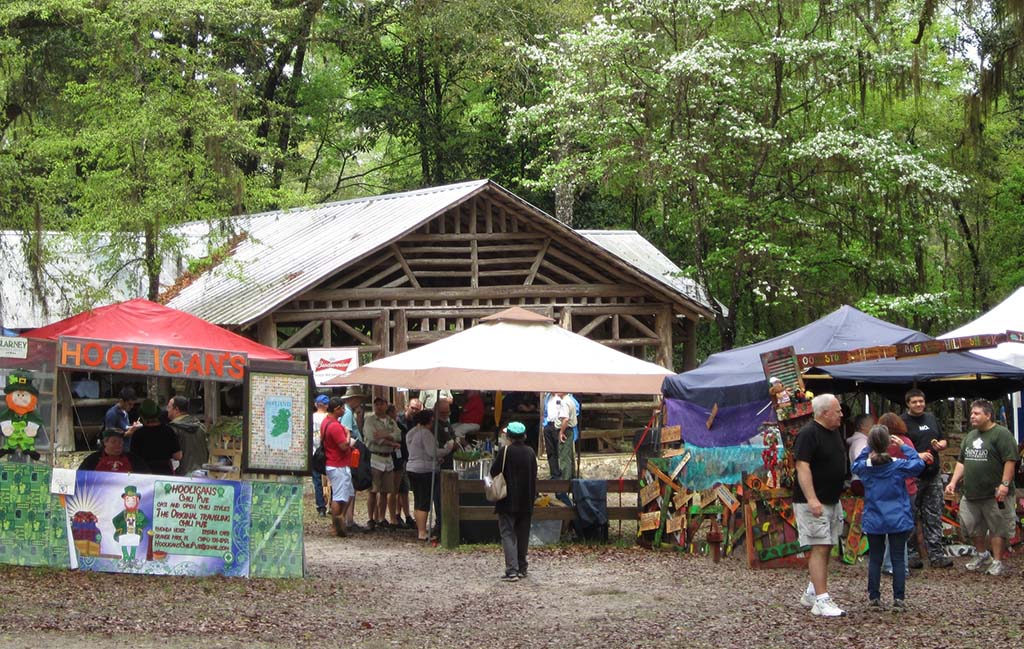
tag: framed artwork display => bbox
[243,361,311,475]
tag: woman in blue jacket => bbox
[852,424,925,610]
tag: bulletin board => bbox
[243,361,311,475]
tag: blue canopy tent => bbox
[661,306,929,451]
[662,305,928,409]
[804,351,1024,402]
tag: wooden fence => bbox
[439,470,639,548]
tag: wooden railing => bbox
[439,470,639,548]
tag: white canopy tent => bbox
[940,286,1024,438]
[325,307,672,394]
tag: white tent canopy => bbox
[326,307,672,394]
[940,286,1024,368]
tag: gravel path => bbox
[2,491,1024,648]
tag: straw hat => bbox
[342,385,367,400]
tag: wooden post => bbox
[440,470,460,549]
[256,315,277,348]
[682,317,697,371]
[655,307,674,371]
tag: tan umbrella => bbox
[325,307,671,395]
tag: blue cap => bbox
[505,421,526,436]
[314,394,330,406]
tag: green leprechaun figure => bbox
[112,485,150,562]
[0,369,45,460]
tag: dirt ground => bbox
[3,447,1024,649]
[3,483,1024,649]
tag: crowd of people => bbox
[313,388,543,577]
[797,390,1017,618]
[79,388,208,477]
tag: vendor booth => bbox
[0,299,309,578]
[658,305,1024,567]
[330,306,673,547]
[941,286,1024,439]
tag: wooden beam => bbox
[477,257,536,267]
[539,260,586,284]
[390,244,421,289]
[274,309,385,322]
[402,232,546,242]
[545,246,612,282]
[622,313,659,339]
[524,238,550,286]
[356,261,403,288]
[471,239,479,289]
[478,270,529,277]
[655,307,673,370]
[394,309,408,354]
[278,319,323,349]
[577,314,611,337]
[306,284,648,301]
[599,337,661,347]
[395,245,468,254]
[682,317,697,370]
[256,315,277,347]
[406,258,473,267]
[333,319,374,345]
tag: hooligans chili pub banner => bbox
[66,471,252,577]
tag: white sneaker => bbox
[800,592,816,608]
[811,595,847,617]
[987,560,1005,576]
[966,551,992,572]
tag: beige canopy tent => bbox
[325,307,672,394]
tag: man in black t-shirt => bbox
[793,393,847,617]
[901,388,953,568]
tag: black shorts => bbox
[408,471,435,512]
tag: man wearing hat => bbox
[78,429,151,473]
[0,369,45,460]
[311,394,331,516]
[490,421,538,582]
[112,485,150,562]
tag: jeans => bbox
[498,511,532,576]
[882,539,910,575]
[868,531,910,601]
[311,469,327,511]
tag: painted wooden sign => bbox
[58,336,246,383]
[640,481,661,507]
[639,511,661,532]
[660,425,681,444]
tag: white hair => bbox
[811,393,837,418]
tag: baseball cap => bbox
[505,421,526,436]
[315,394,330,406]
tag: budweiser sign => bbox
[307,347,359,387]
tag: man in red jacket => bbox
[322,397,354,537]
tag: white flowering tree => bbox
[510,0,970,345]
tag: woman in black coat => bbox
[490,421,537,582]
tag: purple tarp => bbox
[664,397,777,448]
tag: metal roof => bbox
[577,230,715,312]
[166,180,491,325]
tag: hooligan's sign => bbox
[58,336,247,383]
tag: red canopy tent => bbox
[25,298,292,360]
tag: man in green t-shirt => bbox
[945,399,1017,576]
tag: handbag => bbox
[484,448,509,502]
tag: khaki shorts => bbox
[794,502,843,547]
[959,495,1015,539]
[371,468,398,494]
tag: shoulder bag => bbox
[484,448,509,502]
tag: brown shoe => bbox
[331,515,348,537]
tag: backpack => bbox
[311,444,327,475]
[351,439,372,491]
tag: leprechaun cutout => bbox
[112,485,150,562]
[0,369,45,460]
